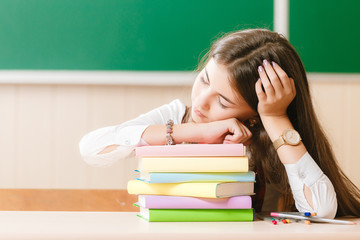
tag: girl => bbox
[79,29,360,218]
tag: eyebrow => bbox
[204,68,236,105]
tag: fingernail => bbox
[257,78,261,82]
[263,59,269,66]
[272,61,277,67]
[258,66,263,72]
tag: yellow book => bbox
[138,156,249,172]
[127,180,254,198]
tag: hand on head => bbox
[255,60,296,119]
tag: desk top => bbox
[0,211,359,240]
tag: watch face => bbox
[283,129,301,145]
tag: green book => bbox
[137,207,254,222]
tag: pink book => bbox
[135,195,252,209]
[135,144,245,157]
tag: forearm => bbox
[284,152,337,217]
[99,123,204,153]
[260,115,313,208]
[142,122,205,145]
[255,60,336,215]
[260,115,307,164]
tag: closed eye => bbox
[200,76,209,85]
[218,96,229,109]
[203,67,232,109]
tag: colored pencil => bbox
[270,212,357,225]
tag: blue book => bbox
[135,171,255,183]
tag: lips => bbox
[193,107,206,119]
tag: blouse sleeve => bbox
[284,152,338,218]
[79,99,186,167]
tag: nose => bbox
[197,89,211,111]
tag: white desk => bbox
[0,211,359,240]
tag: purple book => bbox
[135,195,252,209]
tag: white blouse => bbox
[79,99,337,218]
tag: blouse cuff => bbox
[284,152,324,191]
[116,125,150,146]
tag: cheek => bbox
[191,86,196,101]
[209,108,249,122]
[191,81,201,102]
[203,106,228,122]
[233,108,257,121]
[209,110,233,122]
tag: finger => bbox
[224,134,246,144]
[290,77,296,96]
[223,139,231,144]
[242,132,253,145]
[238,127,249,142]
[224,126,251,144]
[224,131,242,143]
[262,59,284,92]
[255,78,266,101]
[243,127,253,142]
[224,133,239,143]
[258,65,275,96]
[271,61,292,91]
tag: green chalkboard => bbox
[290,0,360,73]
[0,0,273,71]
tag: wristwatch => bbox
[273,128,302,150]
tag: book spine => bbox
[147,209,254,222]
[135,144,245,157]
[127,180,218,198]
[140,157,249,172]
[127,180,254,198]
[139,195,252,209]
[138,171,255,183]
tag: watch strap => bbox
[273,136,285,150]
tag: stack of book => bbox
[127,144,255,222]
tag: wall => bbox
[0,0,359,192]
[1,75,359,189]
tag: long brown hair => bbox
[198,29,360,216]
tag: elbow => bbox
[312,182,338,219]
[79,148,119,168]
[81,153,116,168]
[296,181,338,219]
[315,194,338,219]
[79,137,135,167]
[78,135,110,167]
[78,135,94,162]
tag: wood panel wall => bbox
[0,76,359,193]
